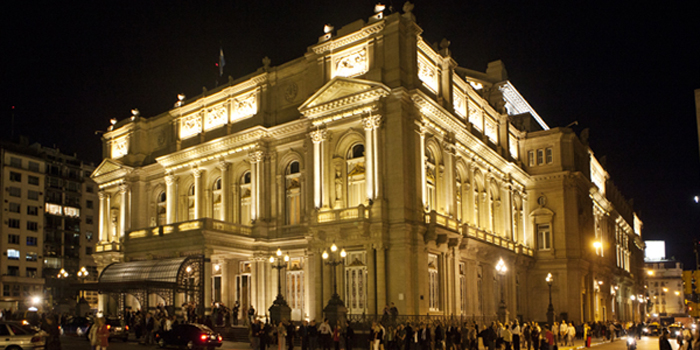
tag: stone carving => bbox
[111,135,129,159]
[309,129,328,144]
[334,48,368,78]
[285,82,298,102]
[335,166,343,201]
[417,55,438,93]
[205,105,227,130]
[180,113,202,139]
[362,114,381,130]
[231,93,258,122]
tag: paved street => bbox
[59,334,673,350]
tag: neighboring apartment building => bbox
[91,5,645,323]
[0,139,98,312]
[646,260,685,317]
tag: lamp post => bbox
[56,268,69,305]
[268,248,291,325]
[495,258,508,323]
[546,273,554,325]
[185,266,193,303]
[77,267,89,299]
[322,243,347,327]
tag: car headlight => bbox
[643,328,648,332]
[627,338,635,345]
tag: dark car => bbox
[155,323,223,350]
[62,316,92,336]
[87,317,129,342]
[643,324,659,336]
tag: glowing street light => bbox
[546,273,554,325]
[495,258,508,322]
[269,247,291,324]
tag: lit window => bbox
[45,203,62,215]
[537,224,551,250]
[26,252,38,262]
[7,249,20,260]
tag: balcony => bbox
[315,206,369,224]
[463,224,534,256]
[126,218,252,241]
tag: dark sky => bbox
[2,1,699,265]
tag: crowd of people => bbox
[246,318,654,350]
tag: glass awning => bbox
[99,256,189,284]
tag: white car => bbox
[0,321,45,349]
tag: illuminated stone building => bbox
[0,139,98,312]
[91,5,644,323]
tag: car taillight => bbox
[107,325,111,330]
[201,334,208,341]
[126,325,129,330]
[218,335,223,342]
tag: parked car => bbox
[155,323,223,349]
[0,321,45,349]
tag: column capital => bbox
[309,129,328,144]
[362,114,382,130]
[217,160,230,171]
[98,191,106,199]
[118,183,130,193]
[165,174,177,186]
[192,166,203,178]
[249,150,265,163]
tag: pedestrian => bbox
[503,324,512,350]
[566,323,575,346]
[233,301,240,326]
[659,329,672,350]
[319,318,332,350]
[511,322,520,350]
[42,314,62,350]
[346,322,355,350]
[309,320,319,350]
[249,305,256,325]
[278,321,288,350]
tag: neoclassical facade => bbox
[91,5,644,323]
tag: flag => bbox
[219,47,226,77]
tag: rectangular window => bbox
[26,253,38,262]
[9,202,20,213]
[26,221,38,232]
[3,285,9,296]
[86,200,94,209]
[7,266,19,277]
[8,234,20,244]
[86,216,93,225]
[9,172,21,182]
[10,157,21,168]
[8,187,21,197]
[86,185,94,193]
[28,175,39,185]
[536,149,544,165]
[537,224,551,250]
[26,237,38,246]
[528,151,535,167]
[28,190,39,200]
[27,206,38,216]
[546,147,553,164]
[26,267,37,278]
[86,247,93,255]
[28,161,39,172]
[7,249,20,260]
[8,218,20,229]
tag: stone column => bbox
[376,244,386,312]
[362,114,382,201]
[418,125,427,210]
[98,191,106,242]
[119,184,129,240]
[218,161,230,222]
[193,167,203,220]
[165,174,177,224]
[366,245,377,314]
[444,145,455,217]
[310,129,328,209]
[250,151,264,222]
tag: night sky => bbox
[2,1,699,265]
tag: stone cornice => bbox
[156,127,269,171]
[417,37,441,64]
[299,78,390,122]
[91,159,134,188]
[312,21,386,55]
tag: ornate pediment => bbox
[91,158,133,187]
[299,77,390,121]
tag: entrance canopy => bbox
[99,256,190,287]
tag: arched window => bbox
[425,149,437,212]
[156,191,166,226]
[347,144,366,207]
[213,178,223,220]
[187,184,195,220]
[240,172,252,225]
[286,161,301,225]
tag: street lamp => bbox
[268,248,291,325]
[77,267,89,299]
[495,258,508,323]
[546,273,554,325]
[322,243,347,327]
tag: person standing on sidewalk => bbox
[558,322,567,347]
[511,321,520,350]
[566,323,575,346]
[659,329,672,350]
